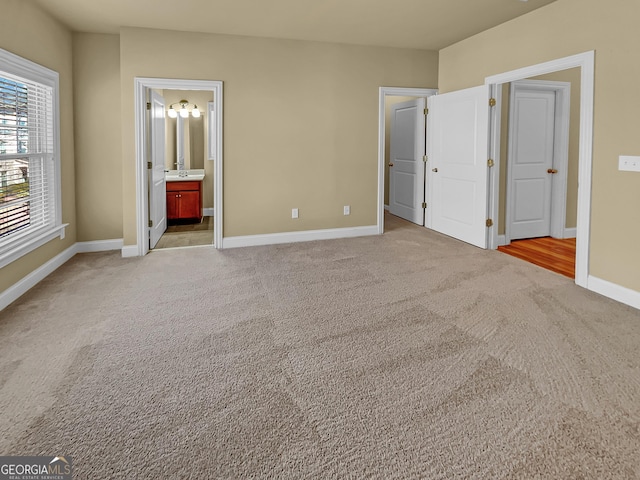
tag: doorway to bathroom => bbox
[133,78,223,256]
[153,88,214,250]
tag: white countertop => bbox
[165,169,205,182]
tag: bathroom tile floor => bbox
[154,216,214,249]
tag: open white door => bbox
[388,98,426,225]
[149,90,167,249]
[426,85,490,248]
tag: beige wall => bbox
[119,28,438,242]
[498,83,510,235]
[497,68,581,235]
[73,33,122,241]
[384,96,417,206]
[439,0,640,292]
[0,0,76,292]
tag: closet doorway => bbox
[495,69,581,279]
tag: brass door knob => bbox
[547,168,558,174]
[388,162,394,167]
[432,168,438,172]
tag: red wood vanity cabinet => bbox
[166,181,202,221]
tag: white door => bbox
[388,98,426,225]
[149,90,167,249]
[426,85,490,248]
[507,86,556,240]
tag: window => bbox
[0,48,64,268]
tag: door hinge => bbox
[147,161,152,169]
[487,158,494,167]
[146,102,151,110]
[486,219,494,227]
[489,98,497,107]
[148,219,153,228]
[424,108,429,115]
[422,202,427,209]
[423,155,428,163]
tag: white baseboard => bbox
[0,244,77,311]
[1,238,129,311]
[121,245,139,258]
[6,235,638,314]
[203,208,215,217]
[76,238,123,253]
[497,234,507,247]
[222,225,379,249]
[384,204,390,211]
[588,276,640,311]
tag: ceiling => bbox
[32,0,557,51]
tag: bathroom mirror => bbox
[164,90,212,171]
[167,113,205,170]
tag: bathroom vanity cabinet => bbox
[166,180,202,221]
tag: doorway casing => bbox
[486,51,594,288]
[133,78,223,256]
[377,87,438,234]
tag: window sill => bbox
[0,224,68,269]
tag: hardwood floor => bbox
[498,237,576,279]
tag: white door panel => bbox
[507,87,555,240]
[427,85,490,248]
[440,177,475,226]
[389,98,426,225]
[394,172,416,208]
[149,90,167,249]
[513,179,545,220]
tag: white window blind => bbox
[0,48,63,268]
[0,75,55,239]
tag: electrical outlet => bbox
[343,205,350,215]
[292,208,299,219]
[619,155,640,172]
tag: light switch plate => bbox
[292,208,299,219]
[619,155,640,172]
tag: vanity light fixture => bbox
[167,99,201,118]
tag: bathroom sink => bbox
[165,169,205,181]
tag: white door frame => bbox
[133,77,223,256]
[377,87,438,233]
[505,80,571,244]
[486,51,594,288]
